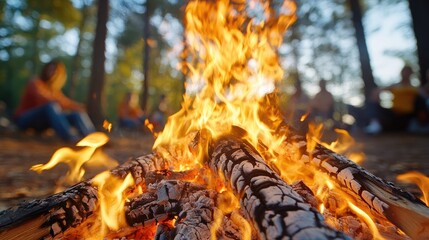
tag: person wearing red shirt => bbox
[118,92,146,130]
[14,60,94,142]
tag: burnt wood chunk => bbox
[283,128,429,239]
[208,135,350,240]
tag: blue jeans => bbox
[15,102,95,142]
[119,117,145,129]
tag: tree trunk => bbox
[31,18,41,75]
[87,0,108,129]
[408,0,429,86]
[140,0,151,112]
[68,3,91,98]
[349,0,377,100]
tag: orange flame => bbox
[397,171,429,205]
[154,0,297,169]
[144,119,159,137]
[103,120,113,132]
[92,172,135,235]
[33,0,421,238]
[151,0,387,238]
[31,132,117,189]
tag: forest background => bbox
[1,0,428,129]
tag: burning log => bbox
[206,132,350,239]
[0,153,168,239]
[280,125,429,239]
[125,180,244,239]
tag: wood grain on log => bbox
[280,126,429,239]
[207,134,350,240]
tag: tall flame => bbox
[92,172,135,235]
[153,0,390,238]
[154,0,296,168]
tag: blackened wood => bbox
[172,187,243,240]
[281,126,429,239]
[291,180,319,209]
[207,135,350,240]
[0,153,166,239]
[126,180,242,240]
[154,223,174,240]
[172,189,216,240]
[126,180,207,227]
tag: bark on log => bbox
[0,153,167,240]
[280,125,429,239]
[207,134,350,240]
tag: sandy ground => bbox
[0,128,428,211]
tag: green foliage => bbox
[26,0,81,29]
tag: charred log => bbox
[280,125,429,239]
[207,134,350,240]
[0,153,167,239]
[126,180,243,240]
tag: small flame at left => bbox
[30,132,118,191]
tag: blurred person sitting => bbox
[363,65,428,134]
[150,94,168,132]
[309,79,335,125]
[285,77,310,132]
[118,92,146,130]
[409,68,429,133]
[13,60,95,142]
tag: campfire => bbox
[1,0,429,239]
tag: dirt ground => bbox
[0,128,428,211]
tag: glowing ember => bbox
[144,119,159,137]
[103,120,113,132]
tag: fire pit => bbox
[1,0,428,239]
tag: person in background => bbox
[118,92,146,130]
[14,60,95,142]
[364,65,428,134]
[285,77,310,132]
[150,94,168,132]
[309,79,335,124]
[408,68,429,133]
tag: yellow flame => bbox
[38,0,394,238]
[348,202,384,239]
[397,171,429,205]
[154,0,296,171]
[92,172,135,234]
[320,128,365,164]
[231,211,252,240]
[30,132,116,187]
[150,0,383,237]
[211,190,243,239]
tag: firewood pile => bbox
[0,126,428,239]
